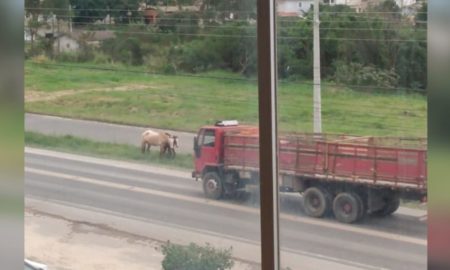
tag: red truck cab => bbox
[192,120,247,179]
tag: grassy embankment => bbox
[25,61,427,137]
[25,131,193,170]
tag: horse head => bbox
[172,136,179,148]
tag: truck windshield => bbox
[202,129,215,147]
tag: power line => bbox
[25,18,426,32]
[27,12,428,25]
[24,26,427,42]
[26,6,428,14]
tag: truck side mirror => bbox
[194,136,200,158]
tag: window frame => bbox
[257,0,280,269]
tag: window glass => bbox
[277,1,427,269]
[24,1,261,269]
[202,130,216,147]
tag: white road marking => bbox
[26,166,427,247]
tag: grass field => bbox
[25,132,193,170]
[25,61,427,137]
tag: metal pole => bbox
[313,0,322,133]
[69,5,72,33]
[257,0,280,269]
[57,18,60,53]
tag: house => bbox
[277,0,314,17]
[302,0,420,14]
[327,0,369,12]
[53,33,80,53]
[52,30,115,53]
[276,0,366,17]
[142,5,201,24]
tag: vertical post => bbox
[51,13,55,34]
[69,5,72,33]
[257,0,279,269]
[313,0,322,133]
[108,6,111,26]
[57,18,60,54]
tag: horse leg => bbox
[141,141,147,154]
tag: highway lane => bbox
[25,148,427,270]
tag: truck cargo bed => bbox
[224,133,427,191]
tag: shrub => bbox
[55,52,79,63]
[161,242,234,270]
[334,62,400,90]
[174,22,256,75]
[177,40,221,72]
[30,54,51,64]
[93,51,111,64]
[101,37,143,66]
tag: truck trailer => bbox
[192,121,427,223]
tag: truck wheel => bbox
[372,196,400,217]
[303,187,332,218]
[333,192,364,223]
[355,192,366,221]
[203,172,223,200]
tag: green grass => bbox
[25,61,427,137]
[25,131,193,170]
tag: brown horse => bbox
[141,130,179,158]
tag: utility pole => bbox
[57,17,60,54]
[69,4,72,33]
[313,0,322,133]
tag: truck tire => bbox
[203,172,223,200]
[355,192,366,221]
[303,187,332,218]
[333,192,364,223]
[372,196,400,217]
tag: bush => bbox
[174,22,256,75]
[178,40,221,72]
[55,52,79,63]
[101,37,143,66]
[29,54,51,64]
[161,242,234,270]
[93,51,112,64]
[334,62,400,90]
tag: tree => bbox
[415,1,427,28]
[42,0,70,19]
[25,0,46,53]
[175,22,256,75]
[200,0,256,21]
[69,0,141,25]
[25,0,41,17]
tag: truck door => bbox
[195,128,218,173]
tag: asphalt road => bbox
[25,113,195,154]
[25,148,427,270]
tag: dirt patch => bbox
[26,84,159,103]
[25,208,260,270]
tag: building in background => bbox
[277,0,314,17]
